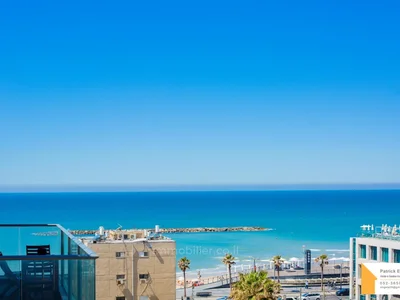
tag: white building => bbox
[350,224,400,300]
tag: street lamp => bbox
[248,256,260,272]
[340,263,343,289]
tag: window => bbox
[370,246,377,260]
[358,264,362,279]
[123,234,129,240]
[116,252,125,258]
[394,250,400,263]
[116,274,126,280]
[139,274,149,280]
[381,248,389,262]
[139,251,149,258]
[359,245,366,258]
[116,297,125,300]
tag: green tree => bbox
[272,255,284,283]
[315,254,329,290]
[231,270,280,300]
[223,253,236,291]
[178,257,191,298]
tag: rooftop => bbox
[79,226,172,245]
[357,224,400,241]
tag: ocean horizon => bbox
[0,189,399,276]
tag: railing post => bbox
[77,248,82,300]
[68,237,72,300]
[61,231,65,292]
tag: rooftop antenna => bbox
[116,224,123,231]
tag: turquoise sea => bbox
[0,190,399,276]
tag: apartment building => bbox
[350,224,400,300]
[83,226,176,300]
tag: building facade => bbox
[350,225,400,300]
[83,227,176,300]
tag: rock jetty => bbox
[154,226,267,233]
[70,226,267,235]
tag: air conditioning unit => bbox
[140,279,148,284]
[117,279,125,285]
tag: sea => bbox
[0,189,399,278]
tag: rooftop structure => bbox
[357,224,400,241]
[82,225,171,245]
[0,224,98,300]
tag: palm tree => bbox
[315,254,329,290]
[178,257,191,298]
[272,255,284,283]
[231,270,280,300]
[222,253,236,291]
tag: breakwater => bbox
[70,226,268,235]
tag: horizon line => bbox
[0,183,399,193]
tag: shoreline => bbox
[70,226,269,235]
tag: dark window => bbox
[139,274,149,280]
[381,248,389,262]
[116,297,125,300]
[394,250,400,263]
[116,252,125,258]
[359,245,366,258]
[370,246,377,260]
[116,274,125,280]
[139,251,149,258]
[123,234,129,240]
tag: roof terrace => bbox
[79,226,172,245]
[0,224,98,300]
[357,224,400,241]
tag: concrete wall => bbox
[89,240,176,300]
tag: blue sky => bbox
[0,0,399,188]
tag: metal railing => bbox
[0,224,98,300]
[178,264,350,289]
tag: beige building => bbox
[83,227,176,300]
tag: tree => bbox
[223,253,236,291]
[231,270,280,300]
[178,257,191,298]
[272,255,284,283]
[315,254,329,290]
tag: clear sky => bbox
[1,0,399,188]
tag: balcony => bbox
[0,224,98,300]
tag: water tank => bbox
[155,225,160,233]
[99,226,105,236]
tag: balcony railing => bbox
[0,224,98,300]
[357,231,400,241]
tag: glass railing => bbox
[357,231,400,241]
[0,224,97,300]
